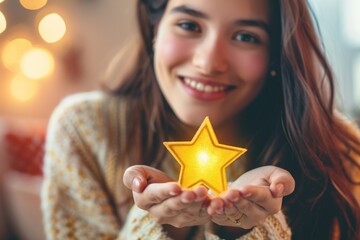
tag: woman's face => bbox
[154,0,271,128]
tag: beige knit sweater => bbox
[41,91,294,239]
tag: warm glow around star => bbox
[164,117,247,195]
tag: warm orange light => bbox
[2,38,32,72]
[0,11,6,34]
[19,0,47,10]
[0,0,5,3]
[20,48,54,79]
[10,74,38,102]
[38,13,66,43]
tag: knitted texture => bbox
[41,91,294,239]
[120,205,291,240]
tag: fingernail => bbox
[182,198,192,203]
[242,191,252,198]
[132,177,141,191]
[276,184,284,195]
[170,190,179,196]
[230,195,239,202]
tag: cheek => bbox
[155,36,191,69]
[235,52,269,81]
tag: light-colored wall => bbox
[311,0,360,116]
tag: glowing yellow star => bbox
[164,117,247,195]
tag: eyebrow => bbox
[170,5,209,19]
[170,5,270,34]
[235,19,270,34]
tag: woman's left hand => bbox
[207,166,295,229]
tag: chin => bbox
[173,111,207,127]
[177,116,203,128]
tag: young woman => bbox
[41,0,360,239]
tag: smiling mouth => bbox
[181,77,235,93]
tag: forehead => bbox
[164,0,270,22]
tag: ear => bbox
[153,22,159,37]
[153,23,159,47]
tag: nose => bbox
[192,36,228,75]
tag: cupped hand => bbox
[207,166,295,229]
[123,165,211,228]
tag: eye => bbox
[233,32,260,44]
[176,21,201,32]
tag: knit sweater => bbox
[41,91,357,239]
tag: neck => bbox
[172,114,247,147]
[214,115,247,147]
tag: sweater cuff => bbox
[236,211,291,240]
[204,211,291,240]
[119,205,291,240]
[119,205,172,240]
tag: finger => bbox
[239,185,282,214]
[209,196,262,228]
[133,182,181,210]
[193,186,209,201]
[148,194,184,218]
[207,188,241,215]
[149,193,206,218]
[224,197,266,227]
[223,188,241,203]
[207,197,225,215]
[181,186,208,203]
[123,165,175,192]
[267,168,295,197]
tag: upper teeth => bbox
[184,78,225,93]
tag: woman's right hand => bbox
[123,165,211,228]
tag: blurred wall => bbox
[310,0,359,116]
[0,0,136,119]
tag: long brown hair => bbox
[102,0,360,239]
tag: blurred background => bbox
[0,0,359,239]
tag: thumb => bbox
[268,168,295,198]
[123,165,174,193]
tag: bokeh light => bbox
[19,0,47,10]
[2,38,32,72]
[10,74,39,102]
[0,0,5,3]
[0,11,6,34]
[20,48,54,79]
[38,13,66,43]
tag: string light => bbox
[20,48,54,79]
[19,0,47,10]
[38,13,66,43]
[0,11,6,34]
[10,74,38,102]
[2,38,32,72]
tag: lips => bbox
[180,76,235,101]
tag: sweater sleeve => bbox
[41,93,121,240]
[119,204,291,240]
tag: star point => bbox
[164,117,247,195]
